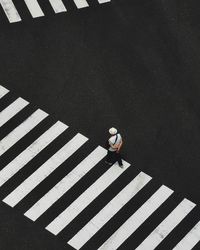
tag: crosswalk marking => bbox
[0,0,110,23]
[23,0,44,18]
[0,98,29,128]
[0,0,21,23]
[0,84,199,250]
[173,221,200,250]
[3,133,88,207]
[68,172,152,249]
[0,121,68,188]
[98,185,174,250]
[24,146,107,221]
[72,0,89,9]
[48,0,67,13]
[135,199,196,250]
[98,0,111,3]
[0,85,9,98]
[0,109,48,157]
[45,161,130,235]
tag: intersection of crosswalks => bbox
[0,84,199,249]
[0,0,111,23]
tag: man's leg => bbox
[105,150,113,165]
[116,152,123,167]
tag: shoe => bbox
[119,164,123,168]
[105,160,112,165]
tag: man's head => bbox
[109,127,117,135]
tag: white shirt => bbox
[108,133,122,151]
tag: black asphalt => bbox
[0,0,200,249]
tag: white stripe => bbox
[97,0,111,3]
[0,0,21,23]
[173,221,200,250]
[3,133,88,207]
[135,199,196,250]
[0,109,48,157]
[73,0,89,9]
[0,85,9,98]
[23,0,44,18]
[24,146,107,221]
[0,121,68,188]
[48,0,67,13]
[98,185,174,250]
[68,172,152,249]
[45,160,130,235]
[0,98,29,128]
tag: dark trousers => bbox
[106,150,123,166]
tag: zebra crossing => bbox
[0,84,199,249]
[0,0,111,23]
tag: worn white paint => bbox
[0,0,21,22]
[72,0,89,9]
[0,85,9,98]
[0,109,48,157]
[98,0,111,3]
[24,146,107,221]
[173,221,200,250]
[3,133,88,207]
[48,0,67,13]
[45,160,130,235]
[98,185,174,250]
[68,172,152,249]
[0,98,29,128]
[23,0,44,18]
[0,121,68,187]
[135,199,196,250]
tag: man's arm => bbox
[117,140,123,152]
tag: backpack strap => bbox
[113,134,118,145]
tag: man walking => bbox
[105,127,123,168]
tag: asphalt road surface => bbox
[0,0,200,249]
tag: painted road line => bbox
[98,0,111,3]
[0,0,21,23]
[73,0,89,9]
[0,109,48,157]
[46,161,130,235]
[0,85,9,98]
[173,221,200,250]
[24,0,44,18]
[24,146,107,221]
[68,172,152,249]
[135,199,196,250]
[0,121,68,188]
[98,185,174,250]
[48,0,67,13]
[0,98,29,128]
[3,133,88,207]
